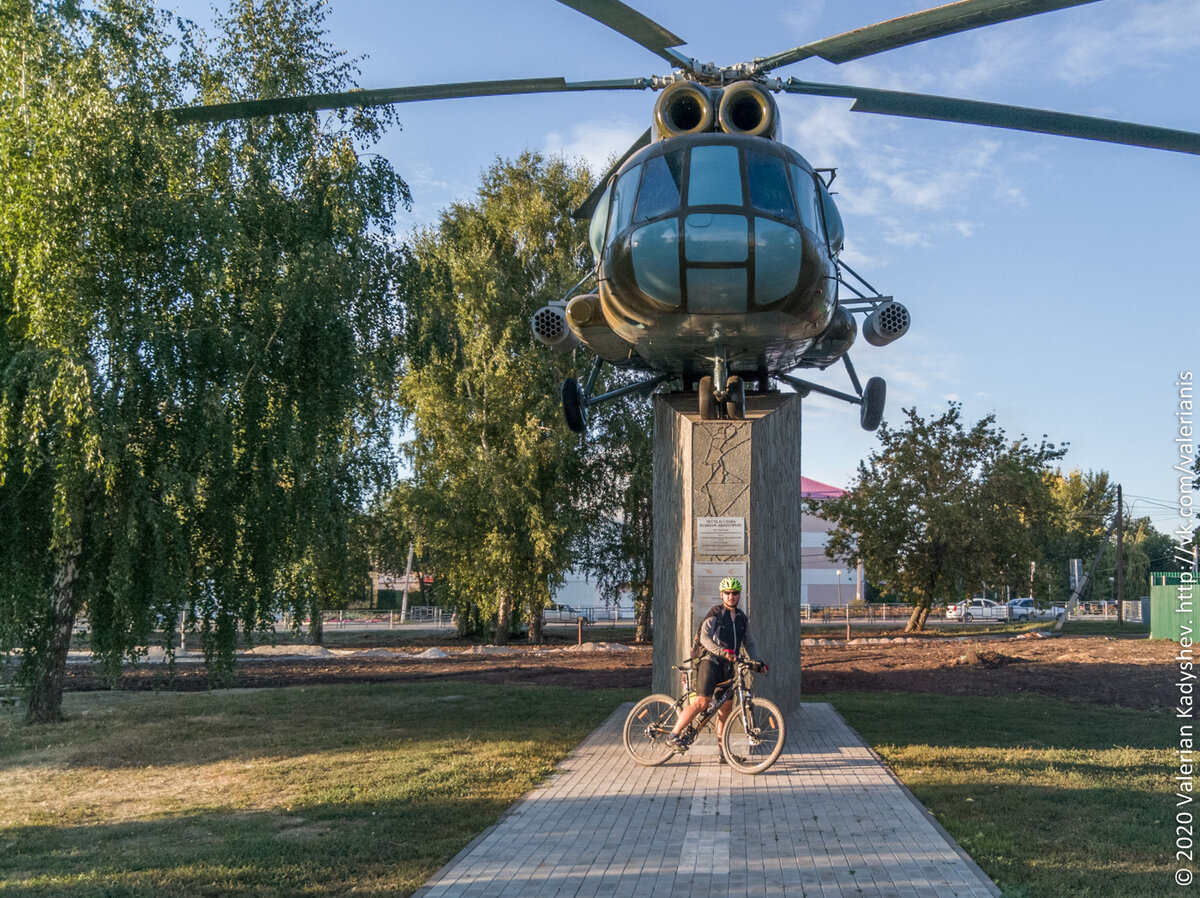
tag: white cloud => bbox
[542,118,645,179]
[993,183,1027,206]
[856,331,963,409]
[776,95,867,168]
[879,219,928,248]
[1049,0,1200,85]
[778,1,827,46]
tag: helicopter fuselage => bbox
[587,130,840,381]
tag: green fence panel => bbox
[1150,571,1197,641]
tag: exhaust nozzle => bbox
[718,81,777,139]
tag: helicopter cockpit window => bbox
[790,164,819,235]
[588,183,613,257]
[817,179,844,254]
[606,163,642,249]
[687,145,743,207]
[634,150,684,222]
[747,151,796,220]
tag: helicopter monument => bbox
[172,0,1200,435]
[171,0,1200,711]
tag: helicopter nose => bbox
[628,212,804,314]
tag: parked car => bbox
[945,598,1007,621]
[1005,598,1065,621]
[544,603,591,623]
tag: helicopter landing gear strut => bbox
[698,359,746,422]
[778,354,887,432]
[561,357,668,434]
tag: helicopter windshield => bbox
[688,145,742,206]
[635,150,684,221]
[589,184,612,257]
[610,138,822,314]
[746,151,795,219]
[607,164,641,250]
[791,164,820,237]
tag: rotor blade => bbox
[555,0,693,69]
[781,79,1200,155]
[755,0,1100,72]
[167,77,650,125]
[572,128,652,220]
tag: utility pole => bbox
[400,542,415,624]
[1116,484,1124,627]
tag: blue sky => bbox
[175,0,1198,540]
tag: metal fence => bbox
[280,605,636,630]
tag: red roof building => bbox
[800,476,860,606]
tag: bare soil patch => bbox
[62,633,1177,710]
[800,634,1176,711]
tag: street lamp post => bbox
[838,570,849,641]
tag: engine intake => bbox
[653,81,715,140]
[718,81,777,139]
[863,301,911,346]
[531,304,579,352]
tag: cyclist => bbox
[667,577,766,764]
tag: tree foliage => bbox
[575,393,655,642]
[0,0,407,720]
[814,404,1066,631]
[1037,468,1116,601]
[394,153,592,644]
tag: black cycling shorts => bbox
[696,656,733,698]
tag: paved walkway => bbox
[412,702,999,898]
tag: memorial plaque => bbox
[696,516,746,555]
[693,562,748,624]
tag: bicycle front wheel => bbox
[721,696,786,774]
[623,694,682,766]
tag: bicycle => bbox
[622,656,786,774]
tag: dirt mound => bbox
[950,649,1022,668]
[243,645,334,658]
[460,645,518,655]
[562,642,633,653]
[412,648,450,660]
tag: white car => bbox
[1005,598,1065,621]
[945,598,1006,621]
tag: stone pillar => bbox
[652,393,804,716]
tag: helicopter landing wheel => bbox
[725,375,745,419]
[562,378,587,434]
[698,376,717,420]
[860,376,886,431]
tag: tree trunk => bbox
[26,538,83,723]
[307,595,324,646]
[456,605,473,637]
[527,596,544,646]
[904,597,931,633]
[634,584,652,644]
[494,592,512,645]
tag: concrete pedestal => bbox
[652,393,803,715]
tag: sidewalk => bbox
[412,702,999,898]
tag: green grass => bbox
[820,692,1175,897]
[3,680,1173,897]
[0,682,640,897]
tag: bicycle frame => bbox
[624,656,785,773]
[675,658,752,736]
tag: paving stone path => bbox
[413,702,999,898]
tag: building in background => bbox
[555,475,860,612]
[800,476,859,606]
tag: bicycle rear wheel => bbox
[623,694,682,766]
[721,696,785,774]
